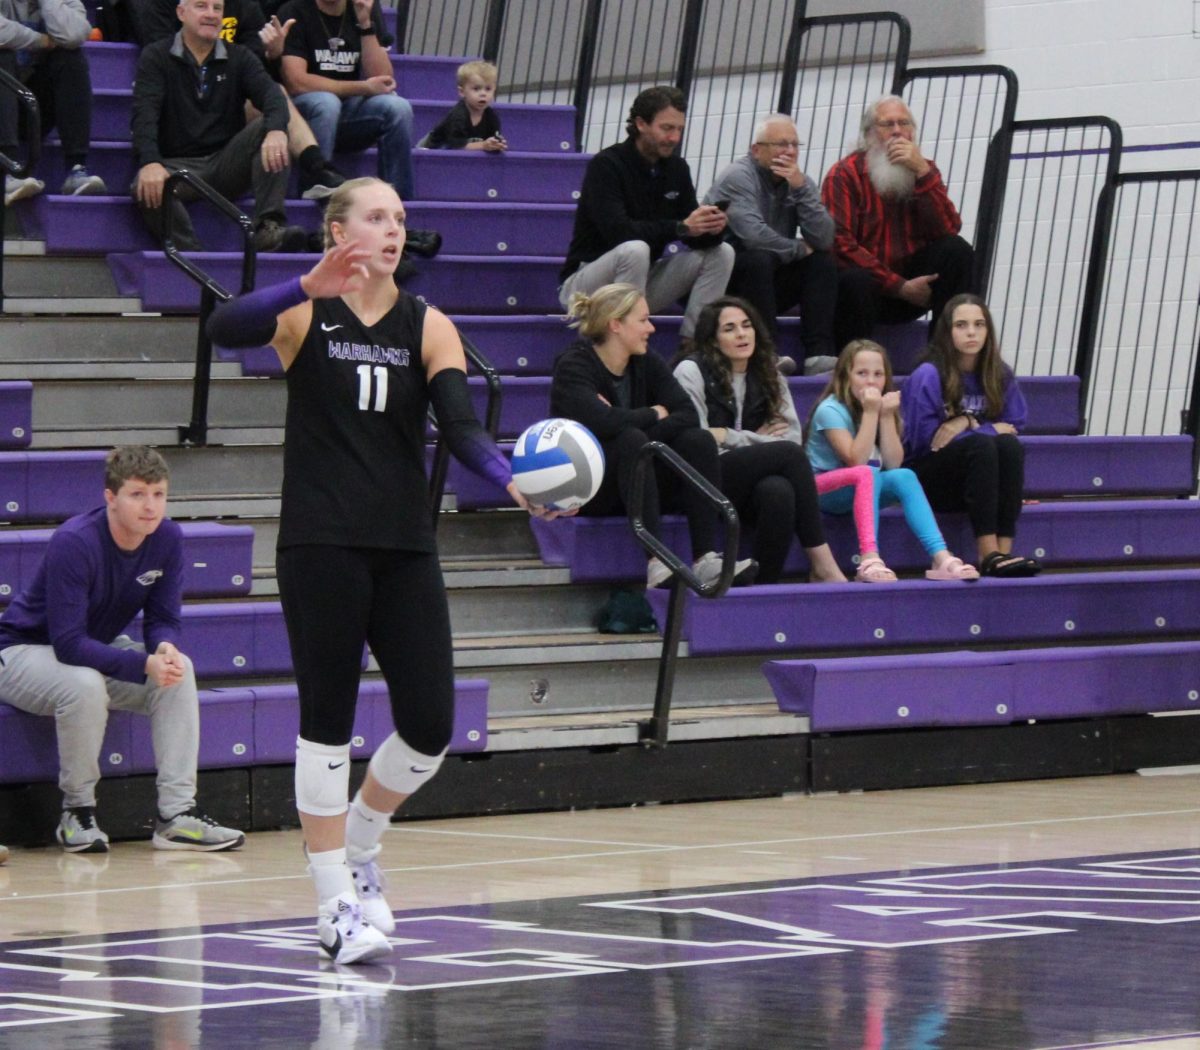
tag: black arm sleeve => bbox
[428,369,512,490]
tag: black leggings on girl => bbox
[277,545,455,756]
[908,432,1024,538]
[584,427,720,558]
[718,441,827,584]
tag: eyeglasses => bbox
[874,118,914,130]
[756,139,801,150]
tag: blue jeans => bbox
[819,465,947,557]
[293,91,415,199]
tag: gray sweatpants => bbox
[558,239,735,338]
[0,637,198,816]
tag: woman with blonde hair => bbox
[550,283,756,589]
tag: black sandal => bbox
[980,551,1042,578]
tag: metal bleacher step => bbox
[486,703,806,751]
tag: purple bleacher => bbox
[33,195,573,257]
[530,498,1200,583]
[447,373,1079,441]
[0,703,134,784]
[36,143,589,207]
[873,320,930,373]
[129,688,257,774]
[643,569,1200,656]
[109,251,564,313]
[252,679,487,764]
[1022,434,1194,495]
[0,522,253,601]
[88,92,574,151]
[0,382,32,449]
[762,641,1200,732]
[0,450,106,523]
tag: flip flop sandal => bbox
[980,551,1041,578]
[855,555,898,583]
[925,556,980,581]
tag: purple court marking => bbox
[0,849,1197,1044]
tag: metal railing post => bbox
[627,441,740,747]
[159,170,257,446]
[0,69,40,315]
[570,0,605,152]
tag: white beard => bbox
[866,143,917,200]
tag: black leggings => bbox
[719,442,827,583]
[584,427,720,559]
[908,432,1025,539]
[276,545,455,755]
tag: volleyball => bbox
[511,418,605,510]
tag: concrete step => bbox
[1,256,121,298]
[0,317,197,362]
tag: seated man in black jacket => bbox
[558,86,733,344]
[131,0,343,199]
[132,0,305,251]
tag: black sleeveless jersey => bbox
[277,293,436,552]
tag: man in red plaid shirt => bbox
[822,95,974,349]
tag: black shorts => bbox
[276,545,455,754]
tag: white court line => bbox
[392,828,663,848]
[4,805,1199,906]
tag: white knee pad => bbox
[295,737,351,817]
[367,732,445,797]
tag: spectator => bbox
[0,446,245,854]
[0,0,109,205]
[806,338,979,581]
[130,0,347,200]
[823,95,974,349]
[705,114,838,375]
[559,86,734,344]
[901,293,1039,577]
[422,59,505,151]
[131,0,307,251]
[551,283,757,590]
[672,296,850,584]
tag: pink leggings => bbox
[813,464,877,554]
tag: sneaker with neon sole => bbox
[152,809,245,852]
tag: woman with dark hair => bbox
[550,283,756,589]
[672,296,851,584]
[901,293,1039,577]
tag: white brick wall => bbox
[927,0,1200,152]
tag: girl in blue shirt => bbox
[807,338,979,580]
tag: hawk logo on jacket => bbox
[137,570,164,587]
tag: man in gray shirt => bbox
[705,114,838,375]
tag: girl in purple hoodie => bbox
[900,293,1040,577]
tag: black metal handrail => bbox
[0,68,40,315]
[426,330,504,527]
[899,64,1019,296]
[160,169,257,447]
[627,440,741,747]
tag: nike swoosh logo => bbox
[410,765,433,773]
[322,929,343,960]
[321,323,343,332]
[328,761,346,770]
[170,826,207,841]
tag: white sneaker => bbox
[646,556,673,589]
[4,174,43,207]
[692,551,758,588]
[317,892,392,965]
[349,847,395,935]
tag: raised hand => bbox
[300,241,373,299]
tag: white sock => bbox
[345,794,392,864]
[308,846,354,905]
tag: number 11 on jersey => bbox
[356,365,389,412]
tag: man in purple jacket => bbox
[0,446,244,854]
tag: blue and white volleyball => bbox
[511,418,605,510]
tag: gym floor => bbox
[0,772,1197,1048]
